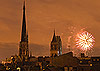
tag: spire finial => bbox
[23,0,25,10]
[52,29,56,42]
[21,0,27,42]
[54,29,55,36]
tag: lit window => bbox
[93,59,96,61]
[9,68,10,70]
[17,67,20,70]
[90,64,92,66]
[58,51,59,54]
[80,61,82,63]
[64,67,68,71]
[69,67,73,70]
[97,59,99,61]
[88,61,91,63]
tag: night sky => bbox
[0,0,100,61]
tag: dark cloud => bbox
[0,43,49,61]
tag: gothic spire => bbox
[52,29,56,42]
[54,29,55,37]
[21,0,27,42]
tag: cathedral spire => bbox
[52,29,56,42]
[21,0,27,42]
[53,29,55,38]
[19,0,29,60]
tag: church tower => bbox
[50,30,62,57]
[19,1,29,61]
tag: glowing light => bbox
[90,64,92,66]
[75,31,95,51]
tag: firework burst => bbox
[75,31,95,51]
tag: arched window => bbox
[52,54,53,57]
[55,45,56,47]
[51,45,53,47]
[55,47,57,50]
[51,47,53,50]
[54,54,57,57]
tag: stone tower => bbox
[19,1,29,61]
[50,30,62,57]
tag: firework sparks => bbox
[75,31,95,51]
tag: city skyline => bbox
[0,0,100,61]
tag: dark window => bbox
[51,45,53,47]
[55,47,57,50]
[82,68,84,71]
[51,47,53,50]
[52,54,53,57]
[54,54,57,57]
